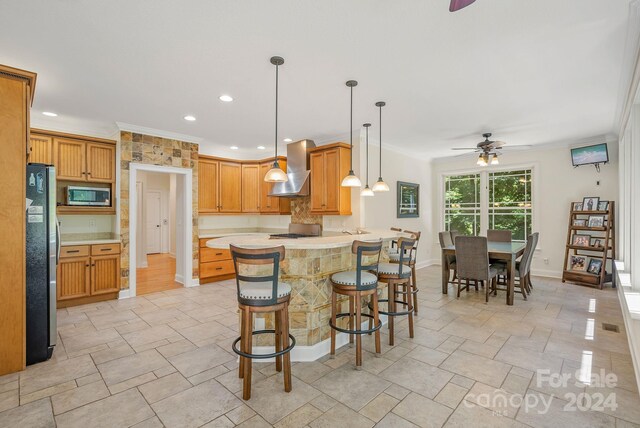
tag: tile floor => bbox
[1,266,639,427]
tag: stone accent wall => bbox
[119,131,199,289]
[290,197,322,226]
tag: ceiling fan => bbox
[450,0,477,12]
[450,133,508,166]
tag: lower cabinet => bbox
[199,238,235,283]
[58,243,121,308]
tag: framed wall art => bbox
[397,181,419,218]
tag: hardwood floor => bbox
[136,253,182,295]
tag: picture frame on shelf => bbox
[587,259,603,275]
[570,255,587,271]
[597,200,609,211]
[397,181,419,218]
[592,238,602,247]
[582,196,600,211]
[572,234,591,247]
[588,215,605,228]
[573,202,583,211]
[573,219,586,227]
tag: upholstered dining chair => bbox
[454,236,498,302]
[439,231,457,286]
[496,232,538,299]
[487,229,512,242]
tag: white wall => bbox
[431,139,619,277]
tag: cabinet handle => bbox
[67,250,80,253]
[215,267,223,270]
[100,248,111,251]
[91,264,95,267]
[85,264,89,267]
[215,253,223,256]
[87,172,92,175]
[82,172,86,175]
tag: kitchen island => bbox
[206,229,404,359]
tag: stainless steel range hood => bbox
[269,139,316,197]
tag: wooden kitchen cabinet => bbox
[28,134,54,164]
[198,157,242,213]
[55,138,86,180]
[259,158,291,214]
[86,143,116,183]
[309,143,352,215]
[241,163,260,213]
[199,158,220,213]
[199,238,235,283]
[57,243,121,308]
[219,161,242,212]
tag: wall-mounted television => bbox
[570,143,609,167]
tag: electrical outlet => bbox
[543,258,549,265]
[89,219,96,228]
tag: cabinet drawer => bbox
[60,245,90,258]
[200,247,231,263]
[200,260,235,278]
[91,243,121,256]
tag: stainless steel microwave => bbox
[66,186,111,206]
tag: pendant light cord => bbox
[275,63,279,161]
[378,104,382,179]
[349,85,353,171]
[365,125,369,184]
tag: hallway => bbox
[136,253,182,296]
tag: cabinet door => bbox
[259,162,279,213]
[241,164,260,213]
[91,255,120,295]
[324,149,340,212]
[310,152,325,212]
[86,143,115,183]
[198,160,219,213]
[55,138,86,181]
[57,256,91,300]
[29,134,54,165]
[219,161,242,213]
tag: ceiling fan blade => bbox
[449,0,477,12]
[500,145,532,151]
[451,148,479,151]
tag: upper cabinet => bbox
[28,134,54,165]
[198,155,290,215]
[86,143,116,183]
[309,143,351,215]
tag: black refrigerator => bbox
[26,163,58,365]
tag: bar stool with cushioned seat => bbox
[389,230,421,314]
[371,237,416,346]
[329,240,383,368]
[230,245,295,400]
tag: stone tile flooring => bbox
[1,266,639,427]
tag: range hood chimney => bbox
[269,139,316,197]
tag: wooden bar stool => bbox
[229,245,295,400]
[329,240,383,368]
[371,237,416,346]
[389,230,421,314]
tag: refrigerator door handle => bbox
[55,218,61,264]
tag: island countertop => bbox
[205,229,404,250]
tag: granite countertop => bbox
[198,228,288,239]
[205,229,404,250]
[60,233,121,246]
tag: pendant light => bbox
[341,80,362,187]
[361,123,374,197]
[264,56,288,182]
[372,101,390,192]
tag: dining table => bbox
[441,241,527,305]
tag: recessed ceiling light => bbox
[219,95,233,102]
[257,146,266,150]
[42,111,57,117]
[183,115,196,121]
[230,146,239,150]
[283,138,292,142]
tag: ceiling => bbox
[0,0,633,159]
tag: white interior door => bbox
[145,191,162,254]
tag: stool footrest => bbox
[232,329,296,359]
[369,299,414,317]
[394,287,419,296]
[329,312,382,335]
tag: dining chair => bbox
[454,236,498,302]
[496,232,538,299]
[439,231,457,286]
[487,229,512,242]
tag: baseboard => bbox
[175,273,184,284]
[416,259,440,270]
[186,278,200,287]
[118,289,131,299]
[138,261,148,268]
[530,268,562,279]
[250,315,388,362]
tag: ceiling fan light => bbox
[372,178,390,192]
[361,185,374,197]
[341,170,362,187]
[491,154,499,165]
[264,161,288,182]
[476,154,486,166]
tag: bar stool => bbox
[371,237,416,346]
[329,240,383,368]
[389,230,420,314]
[229,245,295,400]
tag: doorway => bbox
[127,163,193,298]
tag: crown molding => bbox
[115,122,204,145]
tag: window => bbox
[443,168,533,241]
[488,169,532,241]
[444,173,481,236]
